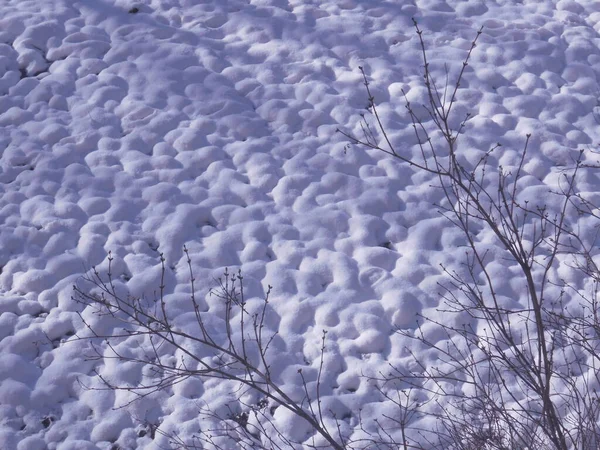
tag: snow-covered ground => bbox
[2,0,600,448]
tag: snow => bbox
[1,0,600,448]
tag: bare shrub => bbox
[72,247,345,449]
[70,19,600,450]
[338,18,600,450]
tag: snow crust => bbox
[2,0,600,448]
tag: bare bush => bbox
[70,19,600,450]
[339,18,600,450]
[72,247,345,449]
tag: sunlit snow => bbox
[1,0,600,449]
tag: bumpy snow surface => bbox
[1,0,600,449]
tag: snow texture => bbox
[1,0,600,449]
